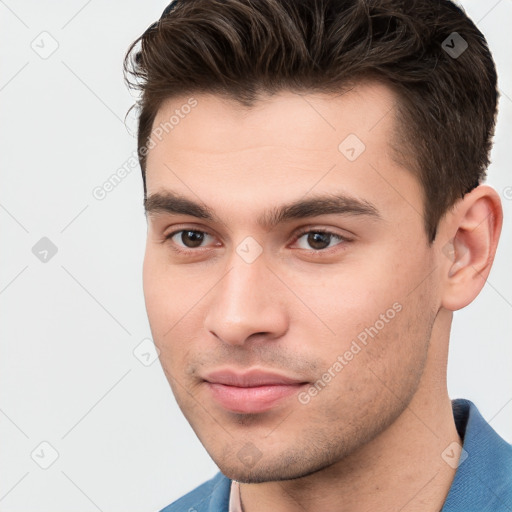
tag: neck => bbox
[239,310,460,512]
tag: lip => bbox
[203,369,308,414]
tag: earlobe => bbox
[440,185,503,311]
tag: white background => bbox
[0,1,511,511]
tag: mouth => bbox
[202,369,309,414]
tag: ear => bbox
[438,185,503,311]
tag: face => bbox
[142,83,442,482]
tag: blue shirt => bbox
[161,399,512,511]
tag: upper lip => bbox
[203,369,306,387]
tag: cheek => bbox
[142,246,193,326]
[300,297,433,438]
[142,249,183,350]
[142,253,166,329]
[292,251,435,377]
[142,249,214,371]
[284,264,400,343]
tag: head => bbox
[124,0,502,482]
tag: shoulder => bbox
[442,399,512,511]
[159,472,232,512]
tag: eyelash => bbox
[164,227,350,256]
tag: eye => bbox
[166,229,216,251]
[163,227,349,255]
[293,229,347,251]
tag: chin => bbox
[216,454,335,484]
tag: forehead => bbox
[147,82,398,162]
[144,82,421,230]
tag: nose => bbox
[203,254,289,347]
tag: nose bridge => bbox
[204,251,287,346]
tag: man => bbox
[124,0,512,510]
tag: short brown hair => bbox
[124,0,498,242]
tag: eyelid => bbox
[291,226,351,241]
[163,222,217,241]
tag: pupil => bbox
[182,231,204,248]
[308,232,330,250]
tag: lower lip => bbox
[205,382,305,414]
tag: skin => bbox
[142,82,502,511]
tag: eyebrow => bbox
[144,191,380,230]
